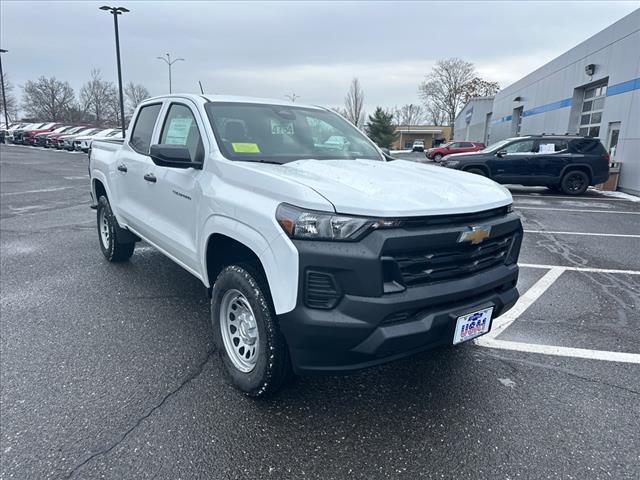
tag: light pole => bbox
[285,93,299,103]
[156,53,184,94]
[99,5,129,138]
[0,49,9,128]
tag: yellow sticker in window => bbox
[232,143,261,153]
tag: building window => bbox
[579,83,607,137]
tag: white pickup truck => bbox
[90,94,523,397]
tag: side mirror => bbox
[150,144,202,169]
[496,150,507,157]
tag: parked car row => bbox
[1,122,121,152]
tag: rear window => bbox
[570,138,605,154]
[130,104,162,155]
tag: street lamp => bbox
[0,49,9,128]
[156,53,184,94]
[99,5,129,138]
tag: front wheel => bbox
[433,153,443,162]
[97,196,135,262]
[560,170,589,195]
[211,264,291,397]
[466,168,487,177]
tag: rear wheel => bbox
[211,264,291,397]
[97,196,135,262]
[466,168,487,177]
[560,170,589,195]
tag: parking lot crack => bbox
[64,348,215,479]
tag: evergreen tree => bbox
[365,107,398,148]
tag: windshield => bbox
[481,139,514,153]
[204,102,382,163]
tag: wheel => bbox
[211,264,291,397]
[96,196,135,262]
[466,168,487,177]
[433,153,443,162]
[560,170,589,195]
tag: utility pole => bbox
[156,53,184,94]
[99,6,129,138]
[285,93,299,103]
[0,49,10,128]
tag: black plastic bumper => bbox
[279,211,523,374]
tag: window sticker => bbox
[538,143,555,154]
[232,142,261,153]
[165,117,193,145]
[270,119,294,135]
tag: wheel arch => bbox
[463,164,491,176]
[560,164,593,183]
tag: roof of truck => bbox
[142,93,325,110]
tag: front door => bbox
[489,138,536,183]
[142,102,207,274]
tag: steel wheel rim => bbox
[99,208,110,249]
[220,289,259,373]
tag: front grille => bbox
[400,206,509,229]
[391,234,514,286]
[305,271,341,309]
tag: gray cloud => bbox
[1,1,638,114]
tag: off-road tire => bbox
[97,196,135,262]
[211,264,291,398]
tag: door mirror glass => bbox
[150,144,202,169]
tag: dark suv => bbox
[440,135,609,195]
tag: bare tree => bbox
[396,104,425,125]
[424,103,447,126]
[80,69,118,127]
[124,81,150,118]
[461,77,500,104]
[22,76,75,121]
[343,78,366,128]
[0,73,18,123]
[419,58,476,126]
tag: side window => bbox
[160,104,204,162]
[504,140,535,154]
[461,142,474,148]
[129,104,162,155]
[449,142,460,148]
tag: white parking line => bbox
[478,338,640,364]
[1,187,71,196]
[512,194,626,201]
[523,230,640,239]
[520,263,640,275]
[516,206,640,215]
[474,263,640,364]
[482,267,565,340]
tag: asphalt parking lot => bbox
[1,144,639,480]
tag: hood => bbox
[239,159,511,217]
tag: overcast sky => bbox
[1,1,638,114]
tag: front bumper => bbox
[279,210,523,374]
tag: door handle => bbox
[143,173,157,183]
[117,164,127,173]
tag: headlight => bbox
[276,203,400,241]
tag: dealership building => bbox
[454,9,640,194]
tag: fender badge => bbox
[458,225,491,244]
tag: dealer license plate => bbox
[453,307,494,344]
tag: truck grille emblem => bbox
[458,225,491,244]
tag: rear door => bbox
[527,138,570,183]
[490,139,536,183]
[141,101,207,273]
[114,103,163,238]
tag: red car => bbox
[22,123,63,145]
[425,141,485,161]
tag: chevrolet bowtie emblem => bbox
[458,225,491,244]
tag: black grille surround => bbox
[389,233,516,287]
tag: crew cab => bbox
[426,141,484,161]
[90,94,523,397]
[440,135,609,195]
